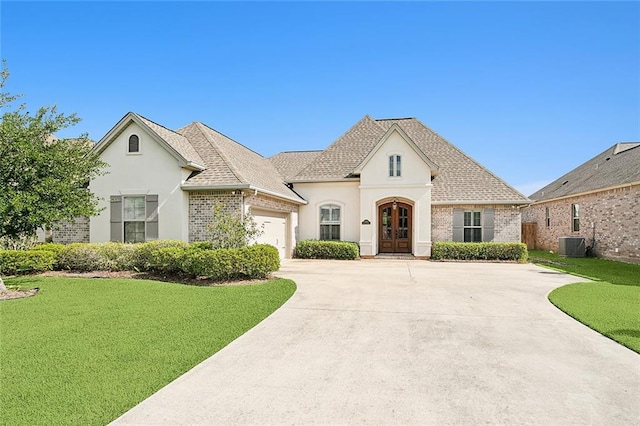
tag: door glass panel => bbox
[398,207,408,239]
[382,207,392,240]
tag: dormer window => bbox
[128,135,140,153]
[389,155,401,177]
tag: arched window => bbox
[128,134,140,153]
[319,204,341,241]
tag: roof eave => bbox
[432,199,531,206]
[527,181,640,205]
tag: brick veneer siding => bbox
[188,191,243,242]
[52,217,90,244]
[521,184,640,263]
[188,191,300,242]
[432,205,521,243]
[246,193,299,214]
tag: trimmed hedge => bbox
[2,240,280,281]
[294,240,359,260]
[0,250,56,275]
[431,242,528,262]
[182,244,279,280]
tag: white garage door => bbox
[252,210,287,259]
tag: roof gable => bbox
[353,123,439,174]
[94,112,205,170]
[529,142,640,202]
[290,116,528,203]
[178,122,304,203]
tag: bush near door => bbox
[294,240,359,260]
[431,242,528,262]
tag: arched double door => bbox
[378,201,412,253]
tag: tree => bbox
[207,200,264,249]
[0,64,107,291]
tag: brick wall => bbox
[52,217,90,244]
[188,191,243,242]
[246,193,299,214]
[188,191,299,242]
[432,205,521,242]
[521,184,640,263]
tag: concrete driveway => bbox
[113,260,639,425]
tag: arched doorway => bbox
[378,201,412,253]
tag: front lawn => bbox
[0,276,296,425]
[529,250,640,353]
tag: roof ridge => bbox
[192,122,247,184]
[411,117,529,200]
[135,113,185,139]
[196,121,266,159]
[374,117,415,121]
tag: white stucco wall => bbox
[294,181,361,243]
[90,122,190,242]
[359,130,433,257]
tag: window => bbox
[389,155,401,177]
[545,207,550,227]
[572,204,580,232]
[463,211,482,242]
[319,205,340,240]
[124,196,146,242]
[128,134,140,153]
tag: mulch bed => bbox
[0,287,39,301]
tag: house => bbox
[54,112,530,258]
[521,142,640,263]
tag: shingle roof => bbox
[177,122,303,202]
[134,113,205,167]
[529,142,640,202]
[290,116,528,203]
[269,150,323,181]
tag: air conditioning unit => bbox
[558,236,586,258]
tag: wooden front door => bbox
[378,202,412,253]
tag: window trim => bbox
[463,210,482,242]
[388,154,401,177]
[127,134,141,154]
[123,195,146,243]
[319,204,341,241]
[571,204,580,232]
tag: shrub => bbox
[431,242,528,262]
[294,240,359,260]
[57,243,108,271]
[148,246,188,274]
[32,243,65,257]
[181,244,280,280]
[239,244,280,279]
[0,250,55,275]
[189,241,214,251]
[133,240,189,271]
[182,247,242,280]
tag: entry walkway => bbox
[113,260,640,425]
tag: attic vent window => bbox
[128,135,140,153]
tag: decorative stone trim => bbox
[52,217,90,244]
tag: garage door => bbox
[252,210,287,259]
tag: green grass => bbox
[0,276,296,425]
[529,250,640,353]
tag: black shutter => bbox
[146,194,159,240]
[452,209,464,242]
[110,196,123,242]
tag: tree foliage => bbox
[0,64,107,241]
[206,200,263,250]
[0,63,107,291]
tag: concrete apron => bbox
[112,260,640,425]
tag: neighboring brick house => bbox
[55,112,530,258]
[521,142,640,263]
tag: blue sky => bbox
[2,1,639,196]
